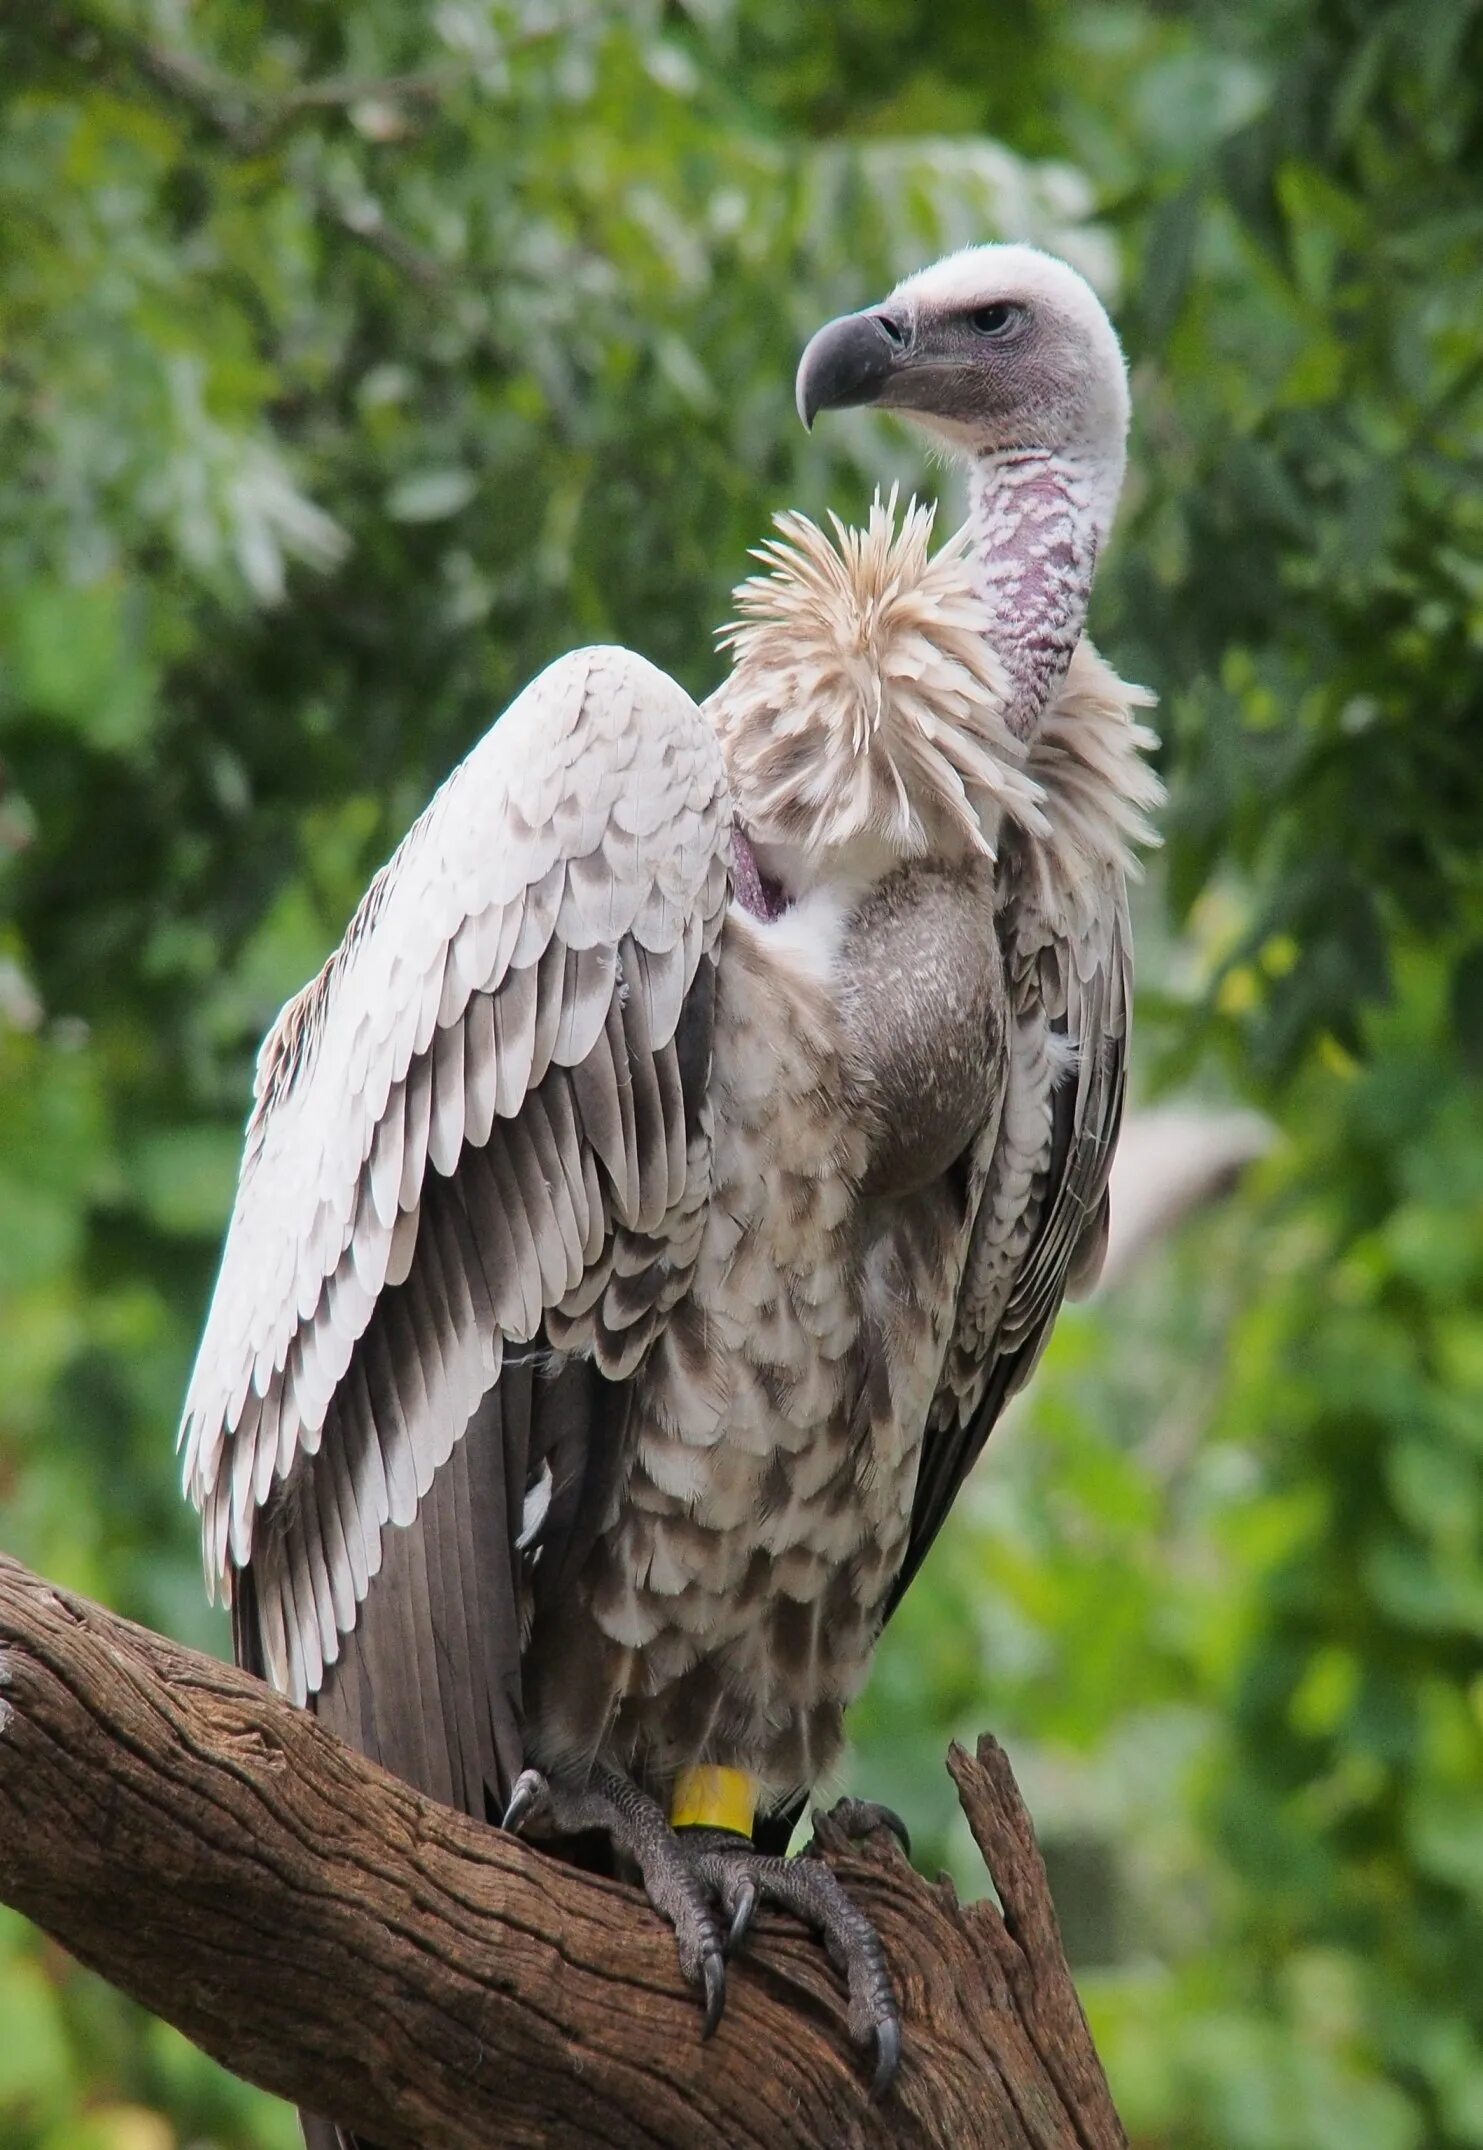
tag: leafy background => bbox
[3,2,1482,2145]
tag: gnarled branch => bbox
[0,1553,1126,2149]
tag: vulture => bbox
[180,243,1159,2121]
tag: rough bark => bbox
[0,1553,1127,2149]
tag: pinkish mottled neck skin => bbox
[731,827,789,921]
[969,448,1103,743]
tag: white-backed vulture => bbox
[180,244,1160,2123]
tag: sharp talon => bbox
[701,1947,727,2037]
[501,1768,547,1836]
[725,1878,757,1954]
[871,2013,903,2100]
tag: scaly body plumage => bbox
[529,849,1005,1803]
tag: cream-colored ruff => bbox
[709,491,1045,864]
[709,490,1159,899]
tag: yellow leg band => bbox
[670,1766,759,1836]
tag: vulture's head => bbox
[796,243,1128,495]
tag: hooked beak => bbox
[795,310,905,430]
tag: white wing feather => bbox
[181,645,732,1646]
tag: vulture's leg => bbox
[503,1769,903,2096]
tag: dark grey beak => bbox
[795,310,903,430]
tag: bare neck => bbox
[968,447,1109,742]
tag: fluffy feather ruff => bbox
[709,491,1048,864]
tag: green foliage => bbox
[2,2,1481,2145]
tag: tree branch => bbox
[0,1553,1126,2149]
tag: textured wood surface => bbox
[0,1552,1127,2149]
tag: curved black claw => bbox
[723,1874,758,1955]
[700,1944,726,2038]
[871,2013,903,2103]
[501,1767,552,1836]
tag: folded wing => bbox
[893,641,1161,1613]
[181,644,732,1812]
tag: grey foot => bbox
[503,1769,902,2096]
[681,1826,903,2099]
[503,1765,726,2033]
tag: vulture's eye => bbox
[967,302,1020,338]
